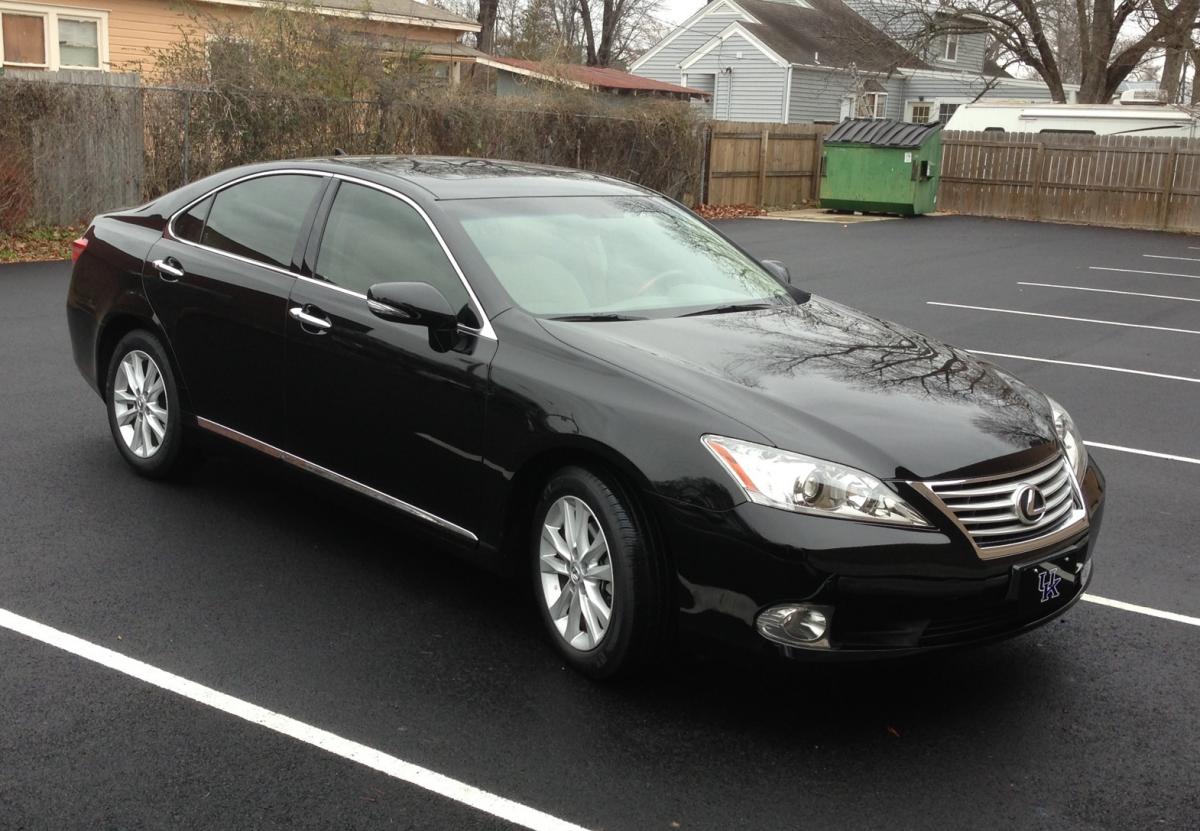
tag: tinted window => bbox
[201,174,324,269]
[315,182,469,311]
[174,195,213,243]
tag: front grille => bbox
[924,454,1081,551]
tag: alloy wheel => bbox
[539,495,615,651]
[112,350,169,459]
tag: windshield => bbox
[443,196,794,318]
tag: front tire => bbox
[105,330,190,479]
[531,466,671,679]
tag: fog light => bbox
[756,604,832,647]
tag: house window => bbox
[908,102,933,124]
[0,3,105,70]
[860,92,887,119]
[943,33,959,62]
[57,16,97,67]
[938,102,960,122]
[1,12,46,66]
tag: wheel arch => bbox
[95,311,187,408]
[498,440,672,582]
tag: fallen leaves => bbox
[0,225,83,264]
[692,203,767,220]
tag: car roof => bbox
[263,156,654,200]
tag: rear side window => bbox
[201,174,324,269]
[315,182,469,311]
[174,195,213,243]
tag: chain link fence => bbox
[1,77,707,229]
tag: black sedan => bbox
[67,157,1105,678]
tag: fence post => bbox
[701,123,712,205]
[1029,141,1045,220]
[757,128,769,207]
[181,90,192,186]
[812,129,824,205]
[1158,143,1179,231]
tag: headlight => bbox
[1047,397,1087,483]
[701,435,930,527]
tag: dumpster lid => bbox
[825,118,942,148]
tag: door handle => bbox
[152,258,184,281]
[289,306,332,331]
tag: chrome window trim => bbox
[163,168,496,341]
[327,173,496,341]
[195,416,478,543]
[165,168,331,279]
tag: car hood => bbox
[539,297,1057,481]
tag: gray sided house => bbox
[631,0,1071,124]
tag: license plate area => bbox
[1013,550,1086,614]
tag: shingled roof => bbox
[201,0,479,29]
[724,0,929,74]
[482,56,710,97]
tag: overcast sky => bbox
[659,0,702,25]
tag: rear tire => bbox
[530,465,671,679]
[105,330,191,479]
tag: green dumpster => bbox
[819,119,942,216]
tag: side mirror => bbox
[367,282,459,350]
[761,259,792,285]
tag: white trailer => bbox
[944,101,1199,137]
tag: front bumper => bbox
[656,458,1105,659]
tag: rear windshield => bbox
[442,196,793,317]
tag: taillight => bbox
[70,236,88,263]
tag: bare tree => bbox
[577,0,663,66]
[858,0,1200,103]
[478,0,499,52]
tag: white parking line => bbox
[0,608,588,831]
[1083,441,1200,466]
[1144,254,1200,263]
[926,302,1200,335]
[1090,266,1200,280]
[1082,595,1200,627]
[1017,282,1200,304]
[967,350,1200,384]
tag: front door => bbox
[285,180,496,539]
[143,172,327,445]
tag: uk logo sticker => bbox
[1038,569,1062,603]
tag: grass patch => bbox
[0,226,83,263]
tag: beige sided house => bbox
[0,0,481,80]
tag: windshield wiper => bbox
[548,313,647,322]
[679,302,776,318]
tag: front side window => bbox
[444,196,793,317]
[315,182,470,311]
[58,17,97,67]
[938,102,960,122]
[1,12,46,66]
[909,102,933,124]
[201,174,324,269]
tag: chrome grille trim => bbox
[910,453,1089,560]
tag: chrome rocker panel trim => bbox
[195,416,478,542]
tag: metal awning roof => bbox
[825,118,942,148]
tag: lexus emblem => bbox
[1012,484,1047,525]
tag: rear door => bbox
[143,172,327,445]
[285,179,496,539]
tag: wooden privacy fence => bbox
[705,122,832,207]
[939,130,1200,232]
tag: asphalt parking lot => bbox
[1,215,1198,830]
